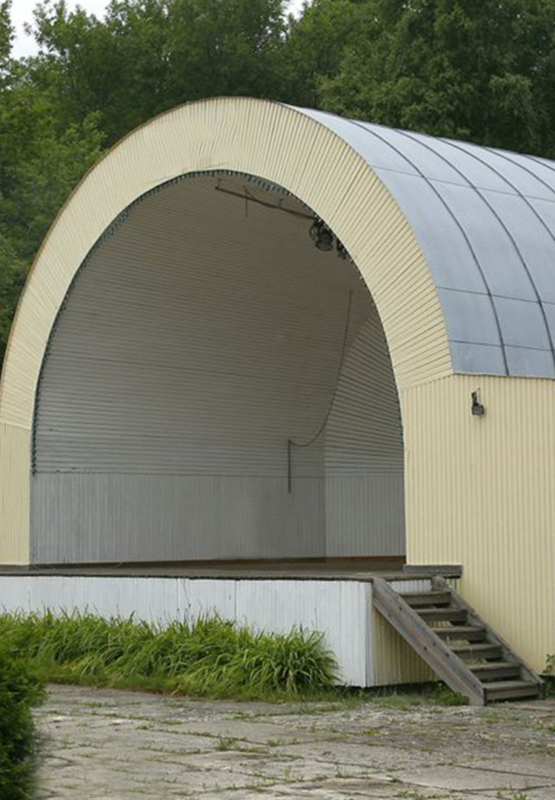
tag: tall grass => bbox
[0,612,338,700]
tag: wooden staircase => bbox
[373,576,544,705]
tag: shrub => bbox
[0,643,45,800]
[0,612,338,700]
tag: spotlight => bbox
[336,239,348,259]
[310,220,334,251]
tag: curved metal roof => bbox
[299,107,555,379]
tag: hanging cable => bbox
[287,289,354,493]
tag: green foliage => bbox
[281,0,365,107]
[0,1,13,78]
[0,612,339,699]
[31,0,290,145]
[0,643,45,800]
[0,2,104,368]
[316,0,555,154]
[355,681,468,709]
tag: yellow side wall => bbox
[403,374,555,674]
[372,609,436,685]
[0,422,30,564]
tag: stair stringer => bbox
[372,577,486,705]
[432,576,544,699]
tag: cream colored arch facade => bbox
[1,97,554,672]
[0,97,451,563]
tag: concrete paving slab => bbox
[35,684,555,800]
[398,763,555,792]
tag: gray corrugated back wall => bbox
[31,174,404,564]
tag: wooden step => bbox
[417,607,467,623]
[374,577,544,706]
[450,643,503,661]
[471,662,522,681]
[403,591,451,608]
[435,625,487,642]
[485,681,541,702]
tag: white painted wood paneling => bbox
[0,575,371,685]
[235,579,370,685]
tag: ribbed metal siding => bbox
[325,315,404,556]
[1,97,451,563]
[404,374,555,673]
[34,176,369,476]
[0,98,450,433]
[0,423,30,564]
[32,174,405,564]
[32,474,327,562]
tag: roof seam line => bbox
[436,137,555,374]
[347,120,510,376]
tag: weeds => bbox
[0,611,338,700]
[216,736,238,751]
[355,683,467,709]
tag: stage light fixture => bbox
[310,220,334,251]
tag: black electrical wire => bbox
[287,289,354,492]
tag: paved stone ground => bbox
[35,684,555,800]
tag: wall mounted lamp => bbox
[471,390,485,417]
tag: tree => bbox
[0,2,103,369]
[30,0,291,145]
[282,0,370,108]
[0,1,12,76]
[314,0,555,155]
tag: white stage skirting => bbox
[0,575,432,687]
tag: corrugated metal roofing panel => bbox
[450,141,555,200]
[363,125,469,185]
[493,298,552,351]
[483,191,555,303]
[298,109,419,175]
[293,106,555,380]
[449,342,506,376]
[438,289,501,347]
[504,346,555,379]
[431,182,537,301]
[409,133,516,192]
[542,302,555,342]
[512,154,555,188]
[372,170,489,294]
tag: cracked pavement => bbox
[35,684,555,799]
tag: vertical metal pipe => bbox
[287,438,292,494]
